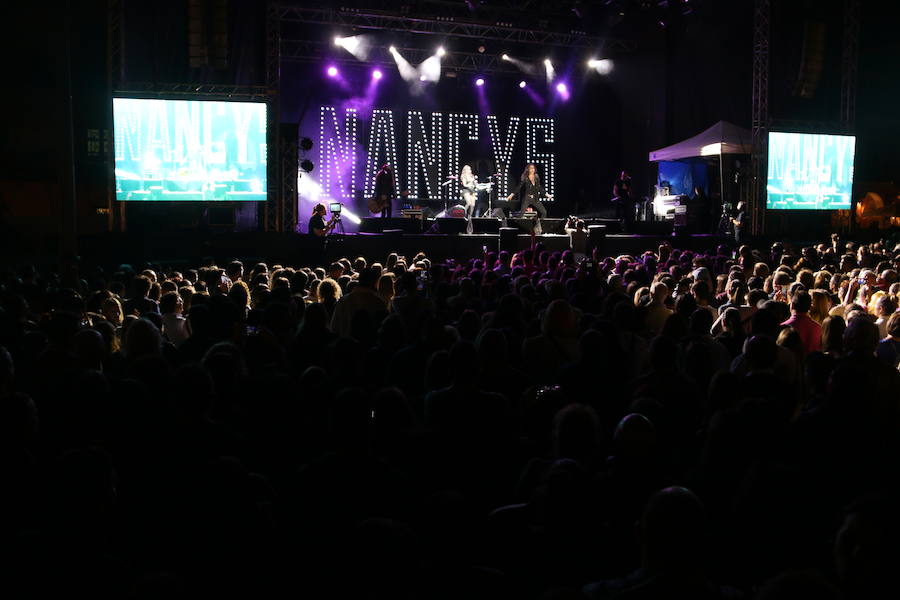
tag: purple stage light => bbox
[326,66,338,77]
[555,82,567,93]
[372,69,383,80]
[519,80,526,88]
[475,77,485,86]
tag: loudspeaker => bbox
[499,227,518,252]
[583,218,621,234]
[359,217,422,234]
[471,218,501,234]
[588,224,606,256]
[436,218,467,234]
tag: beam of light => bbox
[372,69,383,80]
[519,80,526,88]
[524,84,545,108]
[419,54,442,82]
[544,58,555,81]
[503,54,538,76]
[339,206,361,225]
[326,65,338,78]
[587,58,614,75]
[297,173,362,227]
[555,81,570,101]
[389,47,419,83]
[333,35,370,60]
[436,46,446,57]
[475,77,485,86]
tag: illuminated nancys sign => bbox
[316,106,555,201]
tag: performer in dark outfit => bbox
[731,200,748,245]
[612,170,633,232]
[373,164,396,218]
[507,163,551,219]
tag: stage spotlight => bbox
[544,58,555,81]
[300,159,315,173]
[419,53,442,82]
[390,47,418,83]
[556,82,567,93]
[588,58,613,75]
[501,53,510,61]
[299,137,313,151]
[389,45,397,54]
[519,80,526,88]
[333,35,362,56]
[326,65,338,77]
[475,77,485,86]
[436,46,446,57]
[372,69,383,80]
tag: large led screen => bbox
[766,131,855,210]
[113,97,267,201]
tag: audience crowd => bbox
[1,233,899,599]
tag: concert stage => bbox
[78,229,725,269]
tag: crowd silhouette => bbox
[1,234,898,599]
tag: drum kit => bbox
[441,173,498,217]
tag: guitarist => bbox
[308,203,338,236]
[371,163,396,217]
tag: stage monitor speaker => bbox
[471,218,501,234]
[507,217,565,234]
[588,224,606,256]
[436,217,467,234]
[499,227,518,252]
[359,217,422,234]
[583,218,621,234]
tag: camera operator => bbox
[730,200,748,245]
[308,203,339,237]
[564,215,588,259]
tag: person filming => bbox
[308,203,338,237]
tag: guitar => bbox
[367,190,410,214]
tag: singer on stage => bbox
[460,164,477,233]
[507,163,550,219]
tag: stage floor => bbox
[77,231,727,268]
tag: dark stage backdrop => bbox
[284,61,626,220]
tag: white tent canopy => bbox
[649,120,752,162]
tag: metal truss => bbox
[281,39,522,75]
[280,130,299,233]
[112,82,269,98]
[750,0,769,236]
[768,119,851,135]
[840,0,860,127]
[266,1,283,232]
[277,5,636,52]
[107,0,125,232]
